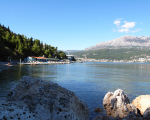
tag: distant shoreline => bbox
[0,61,149,73]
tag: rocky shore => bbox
[1,75,150,120]
[0,76,89,120]
[93,89,150,120]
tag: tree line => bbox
[0,24,66,61]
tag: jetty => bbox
[19,56,70,65]
[19,61,70,65]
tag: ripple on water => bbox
[1,63,150,119]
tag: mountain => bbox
[85,35,150,51]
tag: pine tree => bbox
[48,54,51,58]
[18,41,23,54]
[5,31,11,43]
[32,43,40,55]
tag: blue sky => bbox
[0,0,150,50]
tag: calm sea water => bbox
[1,62,150,119]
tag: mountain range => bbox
[85,35,150,51]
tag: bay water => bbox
[0,62,150,119]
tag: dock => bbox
[19,61,70,65]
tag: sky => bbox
[0,0,150,50]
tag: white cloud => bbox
[118,28,129,33]
[131,29,142,33]
[113,19,141,33]
[121,21,136,29]
[114,20,121,26]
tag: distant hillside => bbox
[0,24,66,61]
[72,47,150,60]
[85,35,150,51]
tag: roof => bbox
[28,56,59,60]
[34,57,47,59]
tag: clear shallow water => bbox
[1,62,150,119]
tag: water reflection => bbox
[1,63,150,119]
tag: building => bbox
[26,56,36,62]
[25,56,59,62]
[66,55,76,61]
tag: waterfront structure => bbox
[66,55,75,61]
[26,56,36,62]
[21,56,70,65]
[25,56,59,63]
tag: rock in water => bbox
[103,89,138,118]
[132,95,150,116]
[94,107,103,112]
[1,76,89,120]
[93,115,116,120]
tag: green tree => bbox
[29,37,33,47]
[48,54,51,58]
[59,52,66,59]
[5,31,11,43]
[18,40,23,54]
[11,35,15,43]
[15,35,20,50]
[0,28,5,42]
[44,49,49,58]
[0,24,62,61]
[34,39,40,46]
[45,44,48,50]
[7,26,10,32]
[32,42,40,55]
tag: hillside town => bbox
[76,56,150,63]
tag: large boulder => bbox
[132,95,150,116]
[0,76,89,120]
[103,89,138,118]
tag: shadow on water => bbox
[1,62,150,119]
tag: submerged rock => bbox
[103,89,138,118]
[93,115,116,120]
[132,95,150,116]
[0,76,89,120]
[94,107,103,112]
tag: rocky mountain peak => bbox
[85,35,150,51]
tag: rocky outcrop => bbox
[103,89,138,118]
[0,76,89,120]
[93,89,150,120]
[132,95,150,116]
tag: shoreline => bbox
[0,62,10,72]
[1,62,150,119]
